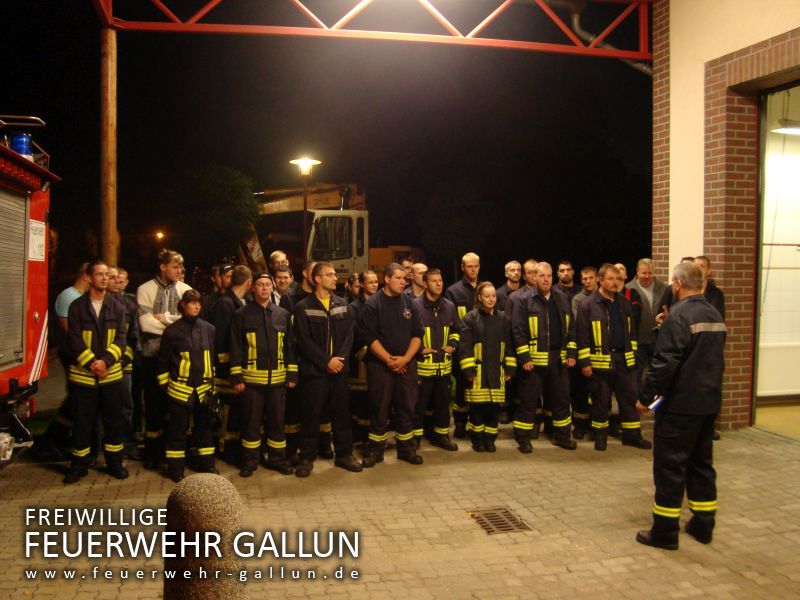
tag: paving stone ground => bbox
[2,422,799,599]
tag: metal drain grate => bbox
[468,506,531,535]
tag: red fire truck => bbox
[0,117,59,469]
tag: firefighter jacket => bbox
[512,287,577,367]
[279,284,311,313]
[444,277,477,321]
[293,293,355,378]
[642,295,726,415]
[347,297,369,388]
[576,290,638,371]
[117,293,139,373]
[413,294,459,378]
[67,293,126,388]
[459,307,517,403]
[156,316,216,404]
[210,289,245,386]
[229,301,298,387]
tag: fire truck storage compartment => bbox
[0,187,27,371]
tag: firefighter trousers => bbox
[165,393,216,475]
[569,365,590,425]
[366,360,418,452]
[586,353,641,438]
[452,374,469,428]
[415,376,451,440]
[141,356,166,462]
[515,354,572,442]
[468,402,500,441]
[299,374,353,461]
[651,411,717,535]
[240,385,287,471]
[70,383,124,468]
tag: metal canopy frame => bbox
[91,0,652,61]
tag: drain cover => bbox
[469,507,531,535]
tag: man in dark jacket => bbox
[293,262,362,476]
[635,262,726,551]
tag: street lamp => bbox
[155,231,165,241]
[289,157,321,262]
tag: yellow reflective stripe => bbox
[82,330,92,348]
[395,431,414,441]
[242,368,288,385]
[553,416,572,428]
[474,343,482,363]
[242,438,261,449]
[230,366,242,375]
[516,345,529,355]
[653,504,682,518]
[146,429,163,438]
[204,350,212,378]
[449,332,460,343]
[529,315,538,341]
[368,432,389,442]
[451,403,469,413]
[592,320,601,348]
[625,351,636,367]
[631,340,638,351]
[687,500,718,512]
[179,351,190,379]
[106,328,115,349]
[284,423,301,433]
[484,426,498,435]
[166,450,185,458]
[197,447,215,456]
[319,422,332,433]
[423,327,432,355]
[104,443,123,453]
[71,447,91,457]
[513,420,533,430]
[277,331,285,369]
[565,314,570,330]
[567,341,577,350]
[107,343,122,361]
[460,357,476,369]
[505,356,517,367]
[434,426,450,435]
[466,422,485,432]
[578,348,591,359]
[621,421,641,429]
[124,346,135,359]
[77,348,95,368]
[157,372,170,385]
[592,421,609,429]
[413,428,425,437]
[418,363,452,376]
[217,353,230,364]
[246,332,257,363]
[286,364,298,373]
[266,438,286,449]
[457,306,466,320]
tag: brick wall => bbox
[652,5,800,429]
[651,0,670,281]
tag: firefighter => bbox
[137,250,193,469]
[495,260,522,313]
[512,262,578,453]
[64,259,128,484]
[412,268,459,451]
[576,263,652,451]
[635,262,726,550]
[157,290,218,482]
[280,260,321,463]
[348,270,380,443]
[359,263,425,467]
[444,252,481,438]
[210,265,251,461]
[570,266,598,439]
[230,273,298,477]
[293,262,363,477]
[459,281,516,452]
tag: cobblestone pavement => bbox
[2,422,799,599]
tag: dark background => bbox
[2,0,652,287]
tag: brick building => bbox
[652,1,800,432]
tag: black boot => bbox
[430,434,458,451]
[361,445,384,468]
[317,430,334,459]
[636,515,679,550]
[686,514,714,544]
[594,431,608,451]
[531,422,541,440]
[552,431,577,450]
[622,431,653,449]
[517,438,533,454]
[484,437,497,453]
[573,419,587,440]
[453,421,467,439]
[63,463,89,485]
[471,434,485,453]
[266,450,293,475]
[107,463,129,480]
[397,448,423,465]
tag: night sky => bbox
[3,1,652,286]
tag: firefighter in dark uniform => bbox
[444,252,481,438]
[359,263,425,467]
[210,265,251,460]
[157,290,218,482]
[230,273,298,477]
[348,270,380,443]
[412,268,459,451]
[459,282,517,452]
[512,262,578,453]
[576,263,652,451]
[635,262,726,550]
[293,262,363,477]
[280,260,323,462]
[64,260,128,484]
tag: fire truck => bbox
[245,183,423,283]
[0,116,59,469]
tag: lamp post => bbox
[289,157,321,263]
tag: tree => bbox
[169,165,259,266]
[420,181,495,280]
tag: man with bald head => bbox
[404,263,428,300]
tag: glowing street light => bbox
[289,157,321,260]
[155,231,165,240]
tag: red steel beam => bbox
[94,1,652,61]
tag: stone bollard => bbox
[164,473,246,600]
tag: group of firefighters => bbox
[55,249,721,479]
